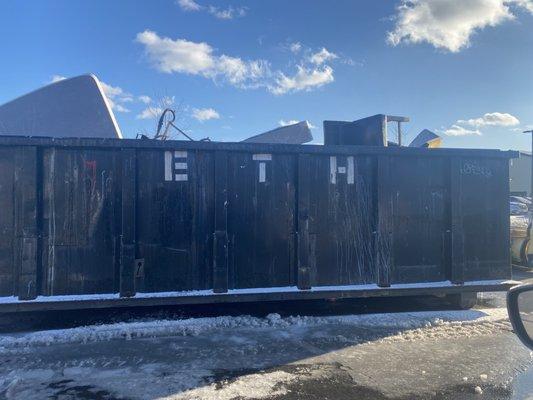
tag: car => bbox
[511,196,533,212]
[511,201,529,215]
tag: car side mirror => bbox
[507,284,533,350]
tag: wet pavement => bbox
[0,266,531,399]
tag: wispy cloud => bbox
[441,111,520,136]
[289,42,302,53]
[136,96,175,120]
[457,112,520,127]
[387,0,533,52]
[138,95,152,104]
[176,0,246,20]
[135,30,268,88]
[271,66,334,95]
[443,125,482,136]
[192,107,220,121]
[309,48,338,65]
[177,0,202,11]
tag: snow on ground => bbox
[0,307,509,352]
[0,304,529,400]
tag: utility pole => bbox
[525,130,533,198]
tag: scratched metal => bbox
[41,148,121,295]
[0,136,515,305]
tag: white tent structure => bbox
[0,74,122,139]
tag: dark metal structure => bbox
[0,135,517,312]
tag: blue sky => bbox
[1,0,533,150]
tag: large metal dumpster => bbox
[0,136,517,312]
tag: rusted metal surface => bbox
[0,136,517,311]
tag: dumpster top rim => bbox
[0,134,519,159]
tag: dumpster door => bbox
[136,149,214,293]
[298,154,376,287]
[225,152,296,289]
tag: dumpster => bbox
[0,135,517,312]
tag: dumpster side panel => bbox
[298,154,376,286]
[0,136,515,312]
[390,156,449,283]
[136,149,214,292]
[14,146,39,300]
[453,157,510,281]
[226,152,296,289]
[42,148,121,295]
[0,149,16,296]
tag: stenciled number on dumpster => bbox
[330,156,355,184]
[460,161,492,178]
[252,153,272,183]
[164,150,188,182]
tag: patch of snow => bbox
[374,317,511,345]
[0,279,514,305]
[0,308,509,351]
[177,370,298,400]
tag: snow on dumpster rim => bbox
[0,279,518,305]
[0,307,508,350]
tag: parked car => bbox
[511,201,529,215]
[511,196,533,210]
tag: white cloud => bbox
[138,95,152,104]
[112,103,131,113]
[279,119,300,126]
[136,31,216,74]
[309,48,338,65]
[136,107,163,120]
[289,42,302,53]
[136,30,269,89]
[444,125,482,136]
[176,0,246,19]
[192,107,220,121]
[136,96,175,120]
[216,56,269,86]
[177,0,202,11]
[513,0,533,12]
[136,31,339,95]
[98,81,133,113]
[99,81,125,99]
[387,0,533,52]
[270,65,334,95]
[441,111,520,136]
[207,5,246,19]
[458,112,520,127]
